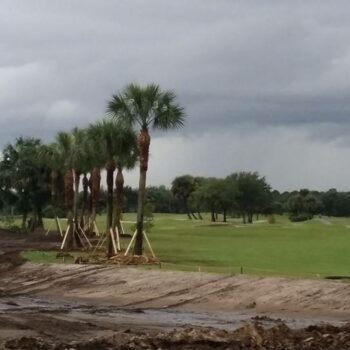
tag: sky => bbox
[2,1,350,191]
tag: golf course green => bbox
[20,213,350,278]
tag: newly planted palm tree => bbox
[71,128,88,227]
[55,130,86,248]
[89,120,137,256]
[85,127,104,232]
[114,134,137,236]
[107,83,185,255]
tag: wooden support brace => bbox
[60,224,70,250]
[110,228,118,255]
[55,216,63,237]
[75,227,86,248]
[120,221,125,235]
[94,221,100,237]
[115,226,121,251]
[78,225,92,248]
[124,230,137,256]
[92,233,106,253]
[143,231,156,258]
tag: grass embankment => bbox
[15,213,350,278]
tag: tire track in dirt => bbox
[5,265,113,296]
[120,275,233,308]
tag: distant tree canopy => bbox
[0,137,50,230]
[2,136,350,230]
[172,172,271,223]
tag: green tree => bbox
[171,175,198,219]
[227,172,271,224]
[0,138,50,230]
[107,83,185,255]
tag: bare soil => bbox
[1,230,350,349]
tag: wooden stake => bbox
[93,233,106,253]
[55,216,63,237]
[125,230,137,256]
[120,221,125,235]
[75,227,86,248]
[143,231,156,258]
[60,224,70,250]
[115,226,121,251]
[79,225,92,248]
[94,221,100,236]
[110,228,118,255]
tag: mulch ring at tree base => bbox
[75,253,160,266]
[4,322,350,349]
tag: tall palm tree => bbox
[114,135,137,236]
[85,126,104,233]
[39,142,66,230]
[55,130,86,248]
[71,128,88,229]
[107,83,185,255]
[89,120,137,256]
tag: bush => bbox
[289,213,312,222]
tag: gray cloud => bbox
[1,1,350,189]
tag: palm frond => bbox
[106,83,185,131]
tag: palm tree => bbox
[55,130,86,248]
[114,134,137,236]
[71,128,88,229]
[39,142,66,234]
[89,120,137,256]
[107,83,185,255]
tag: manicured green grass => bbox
[11,213,350,277]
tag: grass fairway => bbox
[18,213,350,277]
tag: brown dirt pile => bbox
[4,322,350,349]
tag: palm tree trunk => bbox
[134,128,150,255]
[80,173,89,229]
[114,166,124,236]
[64,169,75,249]
[90,167,101,231]
[73,170,81,230]
[57,170,65,208]
[50,169,58,203]
[65,170,74,211]
[106,161,115,257]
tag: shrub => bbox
[289,213,311,222]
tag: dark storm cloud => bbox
[2,1,350,189]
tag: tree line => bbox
[125,179,350,223]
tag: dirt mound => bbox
[4,336,114,350]
[4,323,350,349]
[76,253,160,266]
